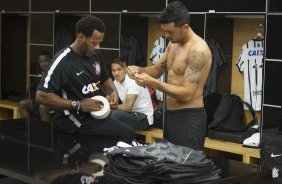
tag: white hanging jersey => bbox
[150,36,167,101]
[236,39,264,111]
[150,36,166,64]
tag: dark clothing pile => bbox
[104,140,221,184]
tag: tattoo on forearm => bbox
[160,60,168,71]
[185,51,205,84]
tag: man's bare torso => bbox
[166,35,212,110]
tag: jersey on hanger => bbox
[149,36,167,101]
[236,39,264,111]
[150,36,166,64]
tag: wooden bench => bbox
[135,128,163,143]
[0,100,20,119]
[135,128,260,164]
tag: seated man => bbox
[110,57,154,131]
[19,51,51,120]
[36,16,134,142]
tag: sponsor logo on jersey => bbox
[159,48,165,53]
[82,81,100,94]
[93,61,101,76]
[252,90,262,96]
[248,49,264,56]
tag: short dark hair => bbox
[111,57,126,68]
[159,1,190,27]
[38,50,51,60]
[75,16,107,37]
[39,50,51,57]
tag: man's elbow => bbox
[35,90,45,104]
[121,103,133,112]
[123,105,132,112]
[35,93,41,104]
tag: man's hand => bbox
[106,93,119,109]
[79,98,102,112]
[134,73,158,88]
[127,65,140,79]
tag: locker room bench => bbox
[0,100,20,119]
[135,128,260,164]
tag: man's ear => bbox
[77,33,85,40]
[183,24,189,30]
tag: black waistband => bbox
[166,107,205,113]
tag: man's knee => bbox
[110,110,124,120]
[19,99,32,109]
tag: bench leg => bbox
[146,136,154,143]
[243,154,251,164]
[13,109,19,119]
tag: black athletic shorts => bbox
[163,108,207,150]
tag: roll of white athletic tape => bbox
[90,96,111,119]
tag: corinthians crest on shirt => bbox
[93,61,101,75]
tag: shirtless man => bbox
[127,1,212,150]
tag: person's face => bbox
[161,22,188,43]
[38,55,50,71]
[81,30,104,55]
[111,63,126,83]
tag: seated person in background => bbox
[19,51,51,119]
[36,16,135,142]
[110,57,154,131]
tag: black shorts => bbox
[164,108,207,150]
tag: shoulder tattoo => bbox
[185,51,206,84]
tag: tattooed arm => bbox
[184,51,206,85]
